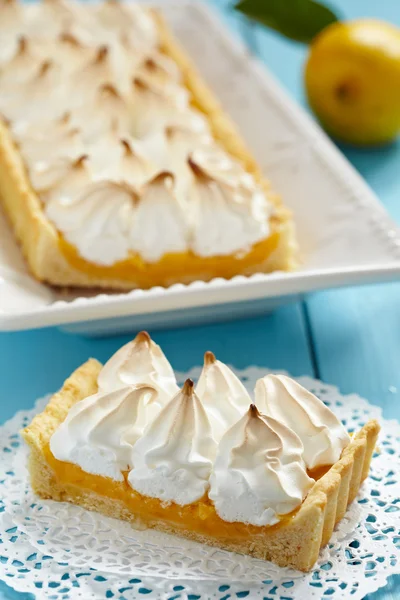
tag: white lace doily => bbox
[0,367,399,599]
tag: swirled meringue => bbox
[86,135,155,188]
[0,37,39,85]
[255,374,350,469]
[0,58,65,124]
[98,331,179,403]
[95,1,158,53]
[30,154,87,193]
[0,0,275,267]
[209,404,314,526]
[50,384,157,481]
[196,351,251,441]
[70,84,132,139]
[14,116,84,166]
[128,379,217,505]
[130,77,209,139]
[188,153,271,257]
[136,53,181,86]
[46,177,136,266]
[129,171,190,262]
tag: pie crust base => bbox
[22,360,380,572]
[0,10,297,290]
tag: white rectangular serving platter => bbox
[1,1,400,335]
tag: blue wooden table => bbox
[1,0,399,598]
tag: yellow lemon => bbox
[304,19,400,145]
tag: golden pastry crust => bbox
[0,8,297,290]
[22,361,380,572]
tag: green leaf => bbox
[235,0,340,44]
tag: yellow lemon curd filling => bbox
[58,228,281,288]
[43,445,329,539]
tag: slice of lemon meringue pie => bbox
[0,0,296,290]
[22,332,379,572]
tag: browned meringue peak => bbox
[30,154,89,193]
[15,116,84,165]
[129,170,190,262]
[0,57,65,124]
[135,52,181,86]
[165,125,213,160]
[134,73,188,107]
[117,137,155,187]
[50,32,94,71]
[39,0,84,29]
[130,77,207,139]
[188,149,259,197]
[41,154,91,204]
[58,31,82,48]
[30,58,64,95]
[95,0,158,51]
[97,82,129,113]
[69,83,131,137]
[28,0,101,48]
[86,132,156,188]
[70,45,117,91]
[0,37,40,83]
[139,170,176,194]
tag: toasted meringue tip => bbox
[94,45,109,63]
[135,331,151,345]
[36,59,53,78]
[100,83,121,98]
[187,155,208,179]
[58,111,71,125]
[165,125,177,139]
[142,56,159,71]
[120,138,134,155]
[165,125,191,140]
[182,379,195,394]
[132,76,153,92]
[59,32,81,47]
[148,170,174,187]
[204,351,216,365]
[249,403,260,417]
[73,154,88,169]
[16,36,28,54]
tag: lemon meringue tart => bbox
[0,0,296,290]
[22,332,380,572]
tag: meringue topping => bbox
[196,351,251,441]
[129,171,190,262]
[209,405,314,526]
[255,374,350,469]
[50,385,157,481]
[50,334,351,519]
[128,379,217,505]
[98,331,179,403]
[188,153,271,257]
[0,0,274,268]
[46,180,136,266]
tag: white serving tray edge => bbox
[0,1,399,334]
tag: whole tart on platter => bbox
[22,332,380,572]
[0,0,297,290]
